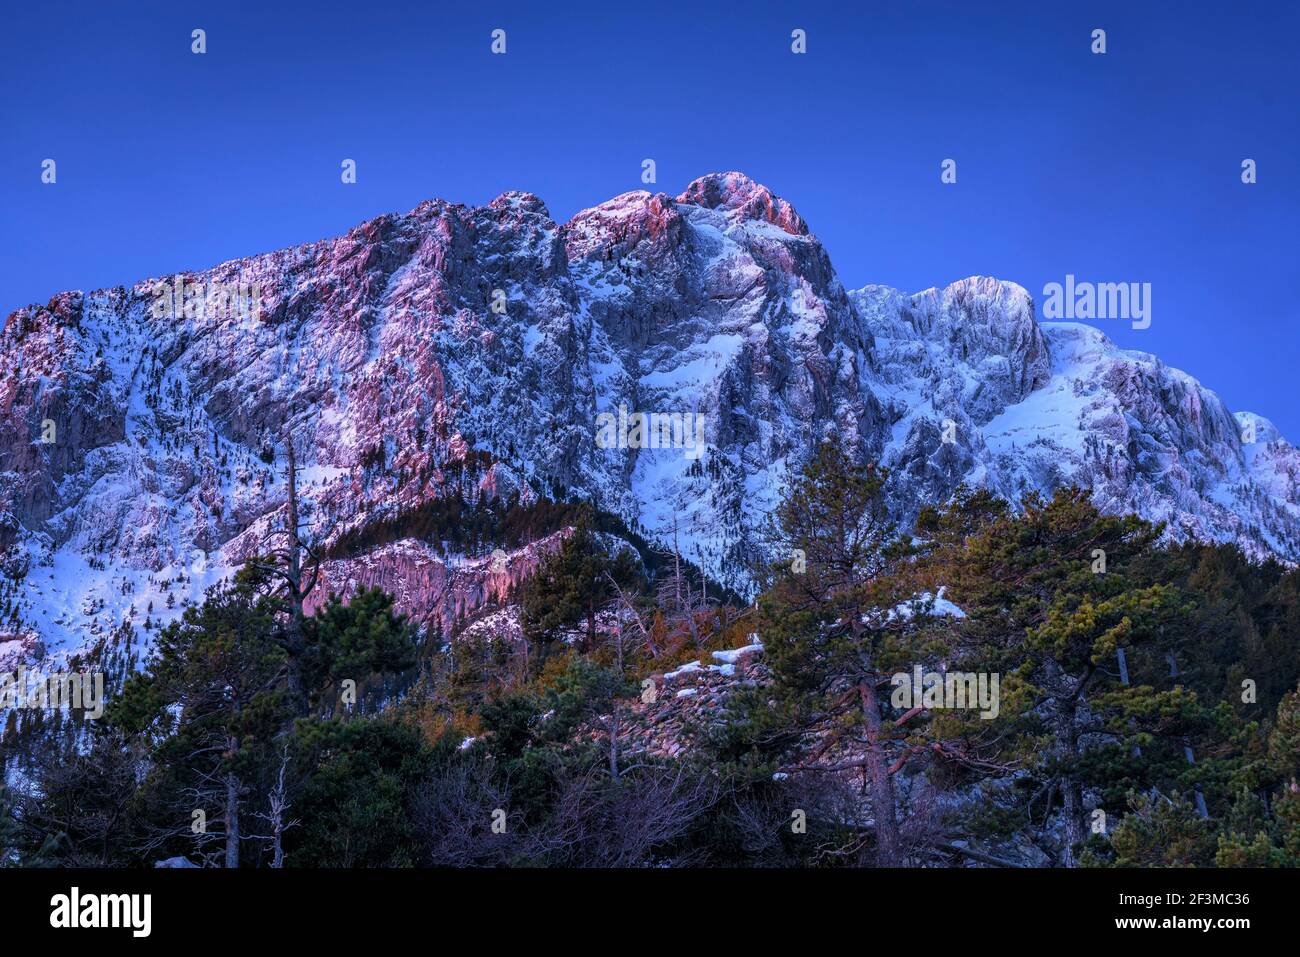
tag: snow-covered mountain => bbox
[851,280,1300,562]
[2,171,1296,659]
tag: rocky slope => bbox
[1,172,1296,659]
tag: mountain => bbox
[2,171,1297,660]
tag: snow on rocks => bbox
[457,606,525,644]
[887,586,968,622]
[711,636,764,664]
[612,638,768,760]
[3,172,1297,671]
[664,660,703,680]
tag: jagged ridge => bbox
[1,172,1296,659]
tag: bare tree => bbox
[604,571,658,663]
[15,729,143,867]
[414,757,721,867]
[655,516,712,650]
[245,437,331,713]
[414,759,516,867]
[248,742,299,868]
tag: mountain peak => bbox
[488,190,551,218]
[676,172,808,236]
[1236,411,1282,444]
[3,176,1298,663]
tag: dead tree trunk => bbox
[607,572,658,659]
[267,745,292,868]
[1166,652,1210,818]
[671,518,683,613]
[248,436,326,715]
[223,754,240,869]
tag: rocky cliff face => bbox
[2,172,1296,659]
[850,282,1300,562]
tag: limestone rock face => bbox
[2,173,1296,659]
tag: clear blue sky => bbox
[2,1,1297,434]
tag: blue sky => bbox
[2,0,1297,434]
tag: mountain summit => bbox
[2,174,1296,656]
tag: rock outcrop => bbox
[2,172,1295,659]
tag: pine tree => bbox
[111,573,287,868]
[944,487,1189,866]
[298,587,419,710]
[1088,791,1217,867]
[521,511,634,657]
[748,440,918,865]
